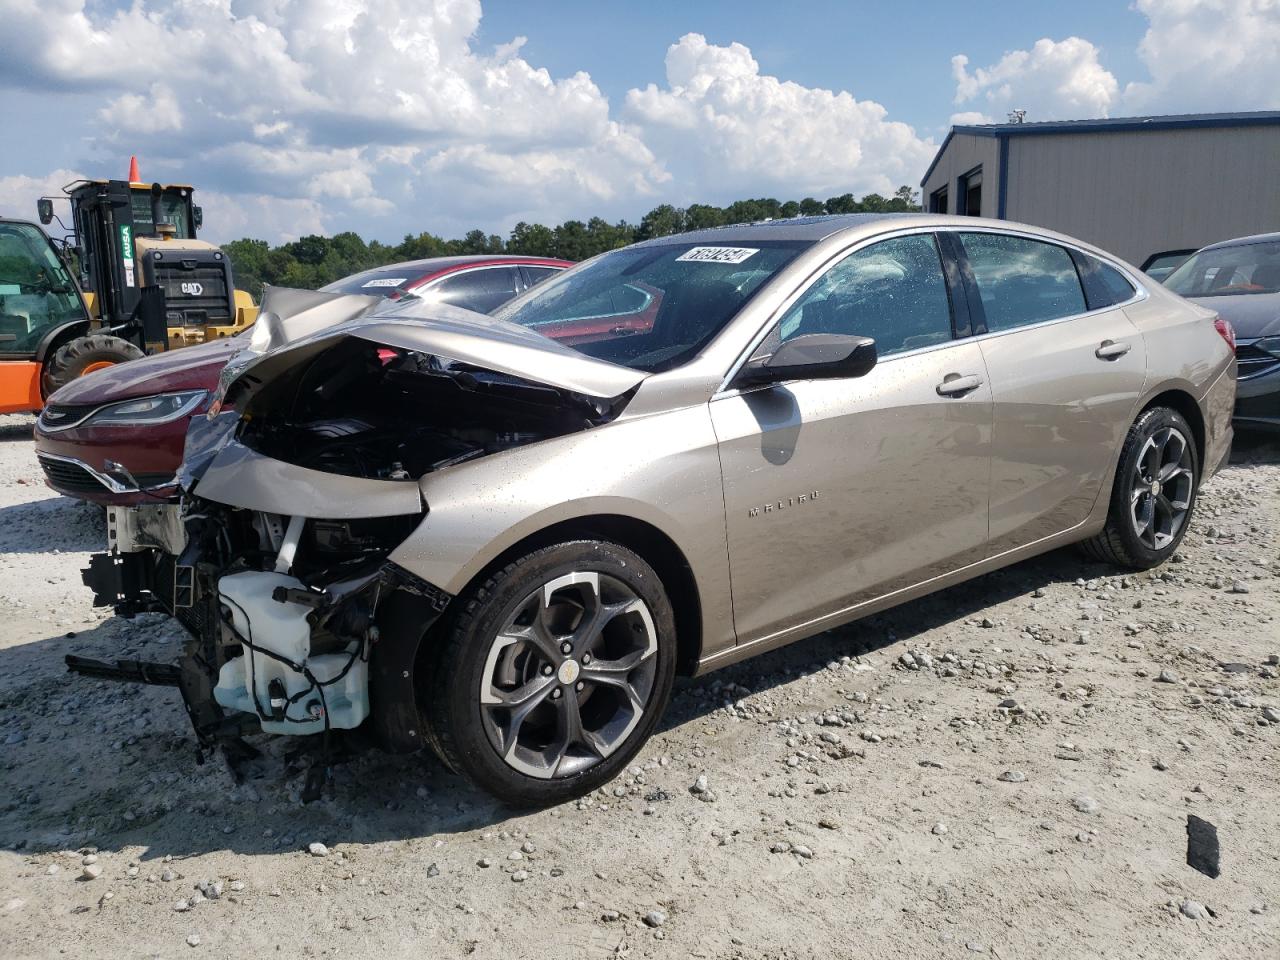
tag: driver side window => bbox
[776,234,953,357]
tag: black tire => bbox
[421,540,677,807]
[1079,406,1199,570]
[44,334,144,394]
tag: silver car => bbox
[81,215,1236,806]
[1162,231,1280,432]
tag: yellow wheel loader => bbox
[0,160,258,412]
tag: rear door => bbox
[711,231,993,644]
[953,230,1147,555]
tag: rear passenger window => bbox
[776,233,954,357]
[1075,254,1136,310]
[959,233,1086,331]
[427,267,521,314]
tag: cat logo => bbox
[180,281,204,297]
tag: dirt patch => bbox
[1,415,1277,958]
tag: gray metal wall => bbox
[1003,125,1280,265]
[920,134,999,216]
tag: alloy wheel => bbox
[1129,425,1194,551]
[478,571,659,779]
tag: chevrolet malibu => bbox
[80,215,1235,807]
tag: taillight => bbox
[1213,316,1236,353]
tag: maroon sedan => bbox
[34,255,570,504]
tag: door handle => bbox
[1095,339,1132,360]
[936,373,983,397]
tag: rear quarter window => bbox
[1074,253,1137,310]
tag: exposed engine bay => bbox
[234,338,622,480]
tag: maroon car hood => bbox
[47,337,242,405]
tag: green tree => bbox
[220,187,920,298]
[822,194,858,214]
[508,221,556,256]
[637,204,684,240]
[684,204,727,230]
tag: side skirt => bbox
[694,518,1100,675]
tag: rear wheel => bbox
[44,334,144,395]
[422,540,677,807]
[1080,406,1199,569]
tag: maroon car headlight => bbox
[77,390,208,428]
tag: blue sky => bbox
[0,0,1276,243]
[476,0,1149,136]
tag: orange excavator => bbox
[0,158,256,413]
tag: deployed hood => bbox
[47,336,240,405]
[1188,292,1280,338]
[218,296,648,409]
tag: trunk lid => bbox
[1187,291,1280,338]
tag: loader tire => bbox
[44,335,144,395]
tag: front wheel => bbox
[421,540,677,807]
[1080,406,1199,569]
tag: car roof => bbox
[355,254,570,276]
[629,212,1087,248]
[1197,231,1280,252]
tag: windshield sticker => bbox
[676,246,759,265]
[363,278,407,288]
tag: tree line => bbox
[223,187,920,298]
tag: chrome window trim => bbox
[713,224,1150,395]
[36,450,174,494]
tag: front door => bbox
[710,232,993,645]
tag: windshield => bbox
[321,266,422,297]
[130,190,192,238]
[0,222,85,354]
[1165,240,1280,297]
[490,241,808,371]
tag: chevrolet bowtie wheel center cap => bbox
[557,659,581,685]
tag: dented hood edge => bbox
[219,298,649,407]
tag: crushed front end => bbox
[73,298,640,789]
[79,492,451,783]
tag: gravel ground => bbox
[0,412,1277,959]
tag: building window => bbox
[929,186,948,214]
[958,167,982,216]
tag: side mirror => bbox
[737,333,877,387]
[37,198,54,225]
[192,205,204,232]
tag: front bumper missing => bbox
[77,532,452,758]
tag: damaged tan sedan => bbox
[79,214,1236,806]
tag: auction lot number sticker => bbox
[676,246,759,264]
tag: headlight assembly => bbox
[82,390,207,427]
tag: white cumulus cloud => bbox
[0,168,84,221]
[1124,0,1280,111]
[951,37,1119,122]
[625,33,934,201]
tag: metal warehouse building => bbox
[919,111,1280,267]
